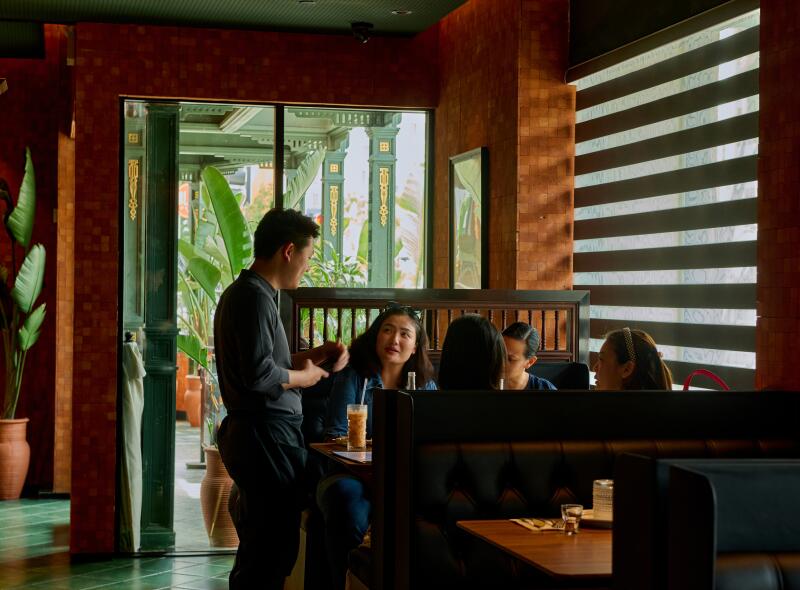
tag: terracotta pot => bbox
[176,353,189,413]
[184,375,202,427]
[0,418,31,500]
[201,446,239,547]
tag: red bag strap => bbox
[682,369,730,391]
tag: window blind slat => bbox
[575,112,759,175]
[575,198,757,239]
[576,26,759,111]
[589,319,755,352]
[576,284,756,309]
[576,69,759,143]
[575,156,757,207]
[574,241,756,272]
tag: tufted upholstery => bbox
[667,461,800,590]
[370,390,800,590]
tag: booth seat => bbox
[366,390,800,590]
[667,461,800,590]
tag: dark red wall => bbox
[756,1,800,389]
[0,25,68,493]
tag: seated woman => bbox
[438,314,506,389]
[593,327,673,390]
[501,322,557,390]
[317,304,435,590]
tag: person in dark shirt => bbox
[502,322,557,390]
[317,304,436,590]
[438,314,506,389]
[214,208,348,590]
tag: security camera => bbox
[351,21,374,44]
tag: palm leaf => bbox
[187,257,221,303]
[11,244,45,314]
[454,158,482,209]
[18,303,46,351]
[201,167,252,277]
[178,334,210,372]
[285,148,327,210]
[8,147,36,248]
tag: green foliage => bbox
[285,149,327,210]
[0,149,47,419]
[302,240,367,289]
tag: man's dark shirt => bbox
[214,269,301,416]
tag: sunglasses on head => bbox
[382,301,421,320]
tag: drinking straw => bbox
[359,377,368,405]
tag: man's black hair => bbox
[253,208,320,260]
[502,321,541,359]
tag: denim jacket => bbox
[323,365,436,440]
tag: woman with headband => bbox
[593,327,673,390]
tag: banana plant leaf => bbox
[187,256,221,303]
[285,148,327,210]
[18,303,46,351]
[453,158,482,209]
[201,167,252,277]
[11,244,45,314]
[7,147,36,248]
[178,334,210,372]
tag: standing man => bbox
[214,208,348,589]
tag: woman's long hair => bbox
[348,306,434,385]
[604,328,673,390]
[438,314,506,390]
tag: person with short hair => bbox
[317,303,435,590]
[214,208,349,590]
[438,314,506,390]
[501,322,557,390]
[593,327,673,390]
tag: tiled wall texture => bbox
[0,25,68,493]
[757,1,800,390]
[434,0,573,289]
[54,129,75,494]
[71,22,438,554]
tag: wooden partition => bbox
[280,288,590,365]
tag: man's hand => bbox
[328,341,349,373]
[288,359,329,389]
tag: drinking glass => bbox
[561,503,583,535]
[347,404,368,451]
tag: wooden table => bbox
[457,520,612,580]
[309,442,373,482]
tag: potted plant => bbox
[0,148,47,500]
[200,414,238,547]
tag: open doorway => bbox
[120,99,430,553]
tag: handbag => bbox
[682,368,730,391]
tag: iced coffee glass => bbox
[347,404,368,451]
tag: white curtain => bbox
[120,340,146,552]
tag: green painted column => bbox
[122,107,145,332]
[321,144,347,259]
[140,103,179,551]
[366,119,400,287]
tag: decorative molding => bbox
[128,159,140,221]
[378,167,389,227]
[329,163,340,173]
[379,140,390,153]
[329,185,340,236]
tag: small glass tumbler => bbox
[561,504,584,535]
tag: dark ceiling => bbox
[0,0,467,36]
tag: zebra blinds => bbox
[571,6,759,390]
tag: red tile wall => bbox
[517,0,573,290]
[0,25,68,493]
[434,0,573,289]
[71,22,438,554]
[757,1,800,390]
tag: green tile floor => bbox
[0,498,234,589]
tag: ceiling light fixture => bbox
[391,9,413,16]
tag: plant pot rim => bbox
[0,418,29,424]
